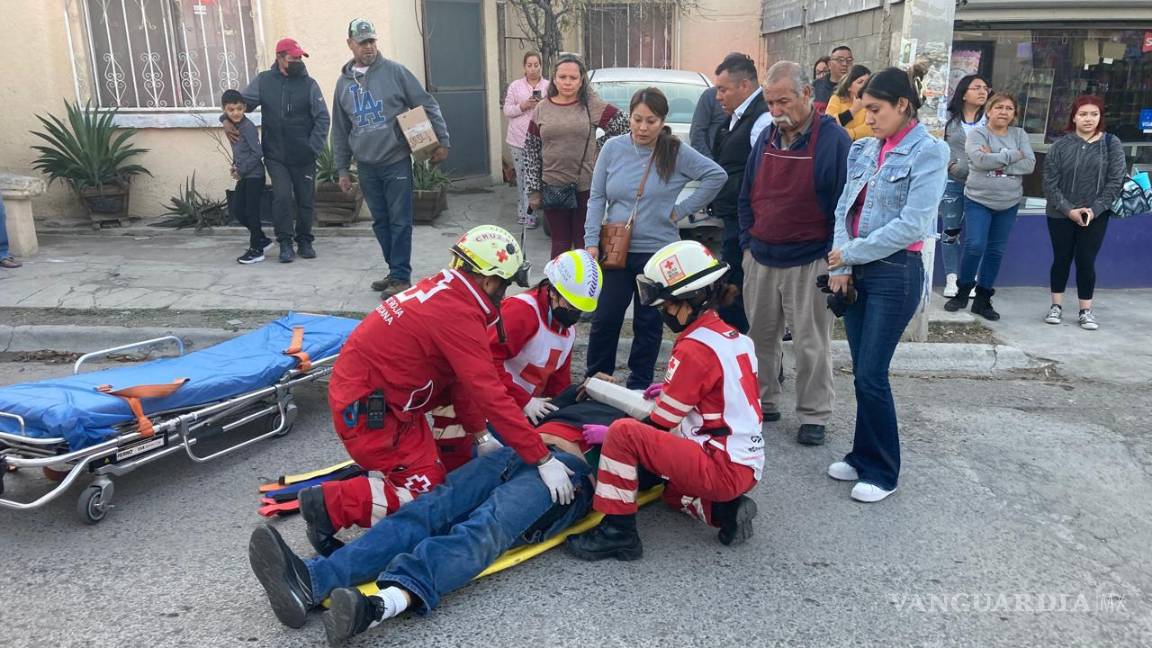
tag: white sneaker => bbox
[851,482,896,503]
[827,461,858,481]
[1044,304,1062,325]
[942,273,958,298]
[1079,309,1098,331]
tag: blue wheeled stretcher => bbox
[0,313,359,524]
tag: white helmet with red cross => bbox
[636,240,729,307]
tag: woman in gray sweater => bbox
[1041,96,1127,330]
[944,93,1035,320]
[584,87,726,389]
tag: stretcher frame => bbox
[0,335,336,524]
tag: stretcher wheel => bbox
[77,482,114,525]
[271,402,299,438]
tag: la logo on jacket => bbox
[348,82,385,128]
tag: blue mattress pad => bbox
[0,313,359,451]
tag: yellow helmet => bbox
[543,250,602,313]
[450,225,530,287]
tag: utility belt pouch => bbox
[366,391,387,429]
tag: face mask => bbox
[551,306,582,328]
[661,310,687,334]
[286,61,306,77]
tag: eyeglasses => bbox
[832,57,854,64]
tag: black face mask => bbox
[286,61,306,77]
[661,310,687,333]
[551,306,582,328]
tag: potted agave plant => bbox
[412,159,451,223]
[30,100,150,228]
[314,139,363,225]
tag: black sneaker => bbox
[279,242,295,263]
[323,587,386,646]
[248,524,315,628]
[565,515,643,561]
[797,424,826,446]
[299,486,344,557]
[762,408,782,423]
[713,495,758,546]
[298,241,316,259]
[258,236,274,250]
[237,248,265,265]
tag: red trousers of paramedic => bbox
[593,418,756,525]
[321,410,446,530]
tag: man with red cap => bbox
[231,37,330,264]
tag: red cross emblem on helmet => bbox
[497,249,509,263]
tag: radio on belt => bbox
[366,391,386,429]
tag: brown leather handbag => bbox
[599,153,655,270]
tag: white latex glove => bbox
[475,432,503,456]
[523,397,558,425]
[537,455,575,505]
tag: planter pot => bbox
[315,181,363,226]
[413,187,448,223]
[78,182,130,228]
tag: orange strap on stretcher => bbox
[96,379,189,437]
[283,326,312,373]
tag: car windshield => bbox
[590,81,707,124]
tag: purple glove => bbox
[581,424,610,446]
[643,383,663,400]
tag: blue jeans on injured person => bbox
[842,250,923,491]
[959,199,1018,290]
[937,180,965,276]
[358,159,414,283]
[0,195,9,258]
[305,447,592,611]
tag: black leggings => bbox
[1047,213,1110,300]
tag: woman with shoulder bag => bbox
[826,68,949,502]
[584,87,727,390]
[938,74,989,297]
[944,93,1035,320]
[1041,95,1127,330]
[524,55,629,258]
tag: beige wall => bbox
[677,0,764,77]
[0,0,502,226]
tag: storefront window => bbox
[953,27,1152,201]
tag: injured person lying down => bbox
[248,385,647,644]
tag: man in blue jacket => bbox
[333,18,452,299]
[237,37,331,264]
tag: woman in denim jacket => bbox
[825,68,948,503]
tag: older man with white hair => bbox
[737,60,852,447]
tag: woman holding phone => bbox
[503,51,550,229]
[1041,96,1127,330]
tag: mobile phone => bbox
[532,90,542,99]
[1082,211,1092,225]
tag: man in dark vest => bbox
[709,53,770,334]
[236,37,331,264]
[738,60,850,447]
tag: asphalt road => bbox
[2,359,1150,647]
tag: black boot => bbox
[971,286,1000,321]
[299,485,344,557]
[565,514,643,561]
[248,524,315,628]
[297,240,316,259]
[323,587,387,646]
[278,241,295,263]
[712,495,759,546]
[943,282,975,312]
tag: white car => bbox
[545,67,723,244]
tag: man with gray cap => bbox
[333,18,451,299]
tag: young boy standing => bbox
[222,89,270,264]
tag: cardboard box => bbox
[397,106,440,161]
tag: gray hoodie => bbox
[1042,133,1127,219]
[228,116,264,179]
[964,126,1036,211]
[332,56,451,173]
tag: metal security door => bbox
[424,0,489,178]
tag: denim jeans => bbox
[937,180,965,276]
[0,195,9,258]
[716,216,749,333]
[959,200,1019,290]
[266,159,316,245]
[359,159,415,283]
[305,447,592,612]
[585,252,663,390]
[842,250,923,490]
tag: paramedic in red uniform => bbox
[297,225,577,557]
[431,249,603,471]
[567,240,764,560]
